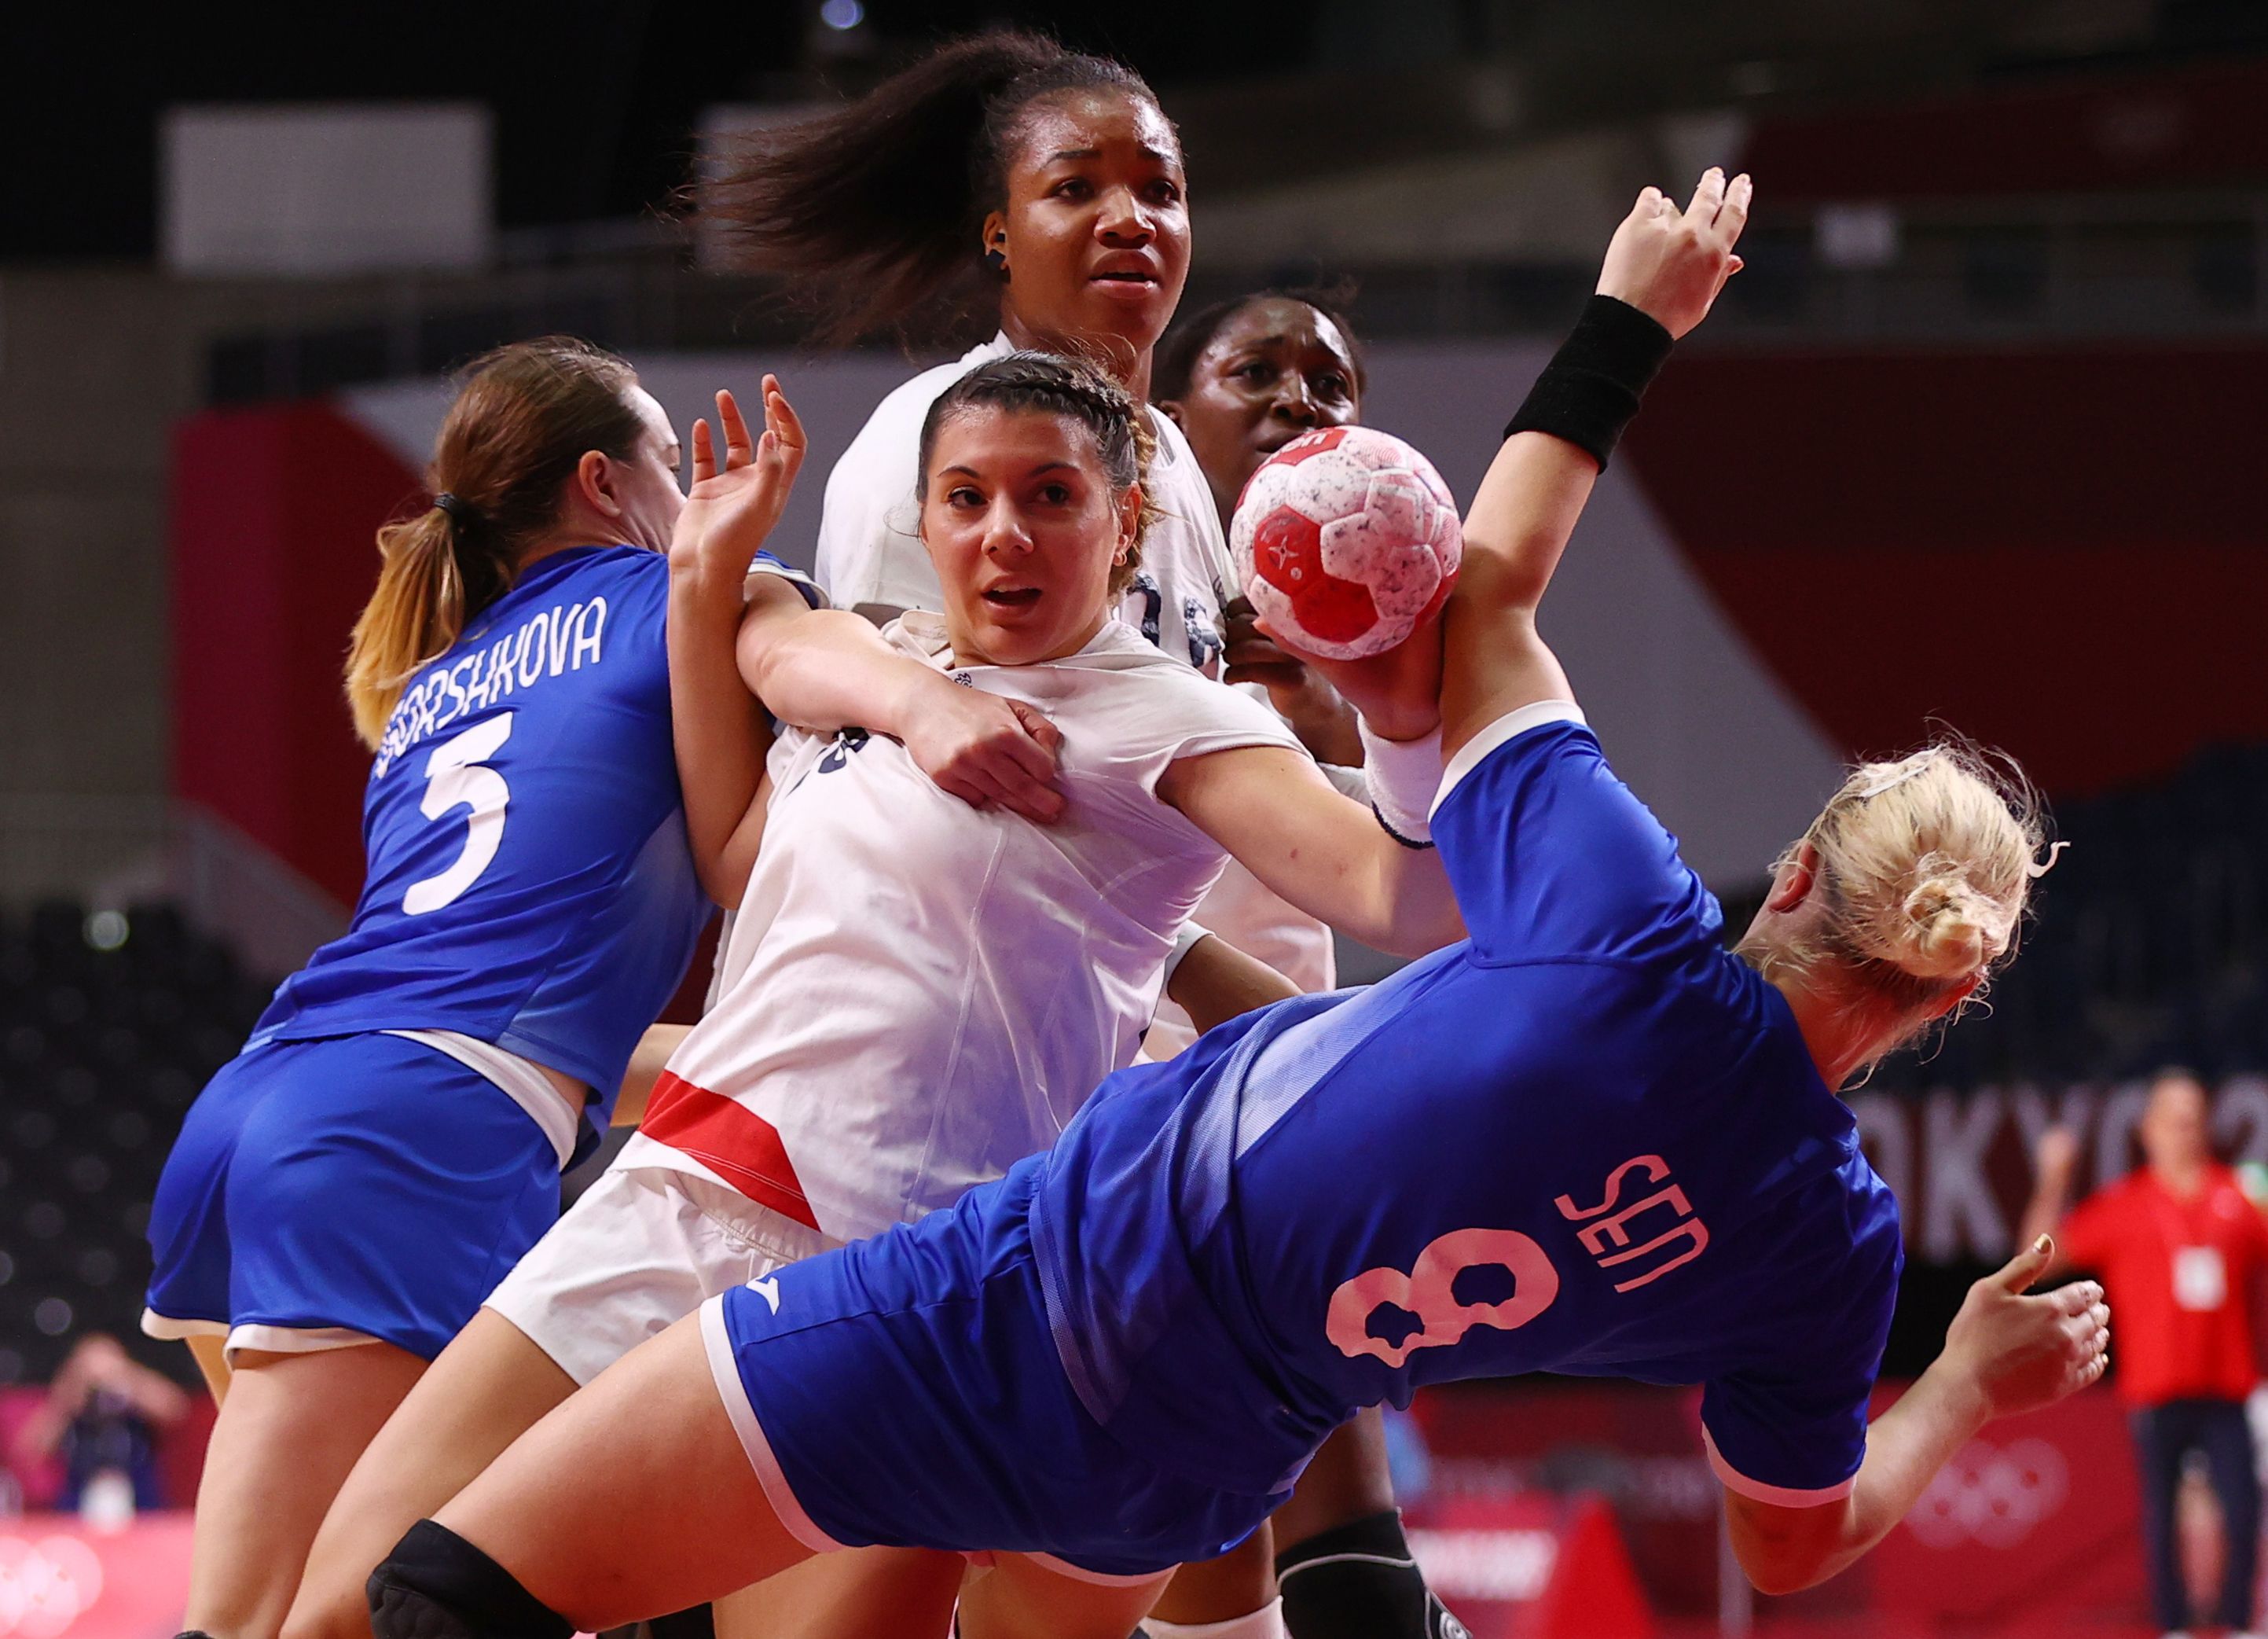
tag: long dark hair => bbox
[705,32,1165,344]
[344,338,644,747]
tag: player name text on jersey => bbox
[374,597,611,776]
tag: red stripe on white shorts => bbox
[640,1071,822,1232]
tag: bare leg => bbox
[710,1549,963,1639]
[429,1314,812,1630]
[284,1310,577,1639]
[957,1554,1172,1639]
[1271,1412,1450,1639]
[1149,1523,1276,1628]
[187,1334,233,1406]
[184,1343,428,1639]
[1273,1413,1395,1545]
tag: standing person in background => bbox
[705,36,1434,1639]
[1155,289,1464,1639]
[1155,288,1369,768]
[9,1334,189,1515]
[2024,1071,2268,1639]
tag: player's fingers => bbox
[934,771,993,814]
[1684,167,1727,227]
[688,418,717,486]
[2044,1279,2103,1316]
[1004,700,1064,761]
[1224,661,1304,691]
[717,391,754,469]
[1625,184,1665,225]
[1715,173,1753,246]
[764,376,807,452]
[1993,1233,2057,1292]
[987,759,1066,825]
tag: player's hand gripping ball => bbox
[1229,426,1462,661]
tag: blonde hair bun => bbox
[1895,874,2004,980]
[1738,737,2056,1066]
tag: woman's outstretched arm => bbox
[1438,171,1749,762]
[1724,1238,2109,1593]
[1159,747,1466,958]
[668,380,807,907]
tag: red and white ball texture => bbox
[1230,426,1462,661]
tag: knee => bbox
[366,1521,571,1639]
[282,1567,377,1639]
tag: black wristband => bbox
[1503,295,1675,471]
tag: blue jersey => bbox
[1029,709,1902,1508]
[254,546,810,1130]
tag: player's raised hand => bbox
[671,376,807,578]
[1254,605,1445,745]
[1595,168,1751,340]
[1938,1236,2111,1420]
[901,687,1066,826]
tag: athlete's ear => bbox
[1762,841,1818,915]
[572,448,627,522]
[1154,399,1187,431]
[980,210,1009,275]
[1115,483,1143,560]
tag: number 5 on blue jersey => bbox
[406,713,514,914]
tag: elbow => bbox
[1738,1555,1823,1599]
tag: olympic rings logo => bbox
[0,1537,105,1639]
[1905,1438,2069,1549]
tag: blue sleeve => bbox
[1429,709,1723,965]
[1700,1180,1901,1506]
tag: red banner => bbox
[0,1516,193,1639]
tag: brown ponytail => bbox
[345,337,645,748]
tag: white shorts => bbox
[483,1165,839,1386]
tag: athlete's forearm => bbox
[1458,432,1602,621]
[614,1023,692,1129]
[668,562,781,909]
[738,607,954,740]
[1165,935,1301,1037]
[1727,1364,1991,1593]
[1360,841,1469,957]
[1165,748,1466,958]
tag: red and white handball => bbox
[1230,426,1462,661]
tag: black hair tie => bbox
[432,492,479,527]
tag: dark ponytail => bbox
[705,31,1164,344]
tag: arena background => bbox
[6,3,2268,1634]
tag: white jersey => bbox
[812,333,1337,1049]
[618,613,1302,1240]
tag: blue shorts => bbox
[143,1033,559,1362]
[703,1159,1279,1582]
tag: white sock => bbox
[1141,1595,1288,1639]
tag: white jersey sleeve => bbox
[812,344,1005,615]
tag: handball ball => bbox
[1230,427,1462,661]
